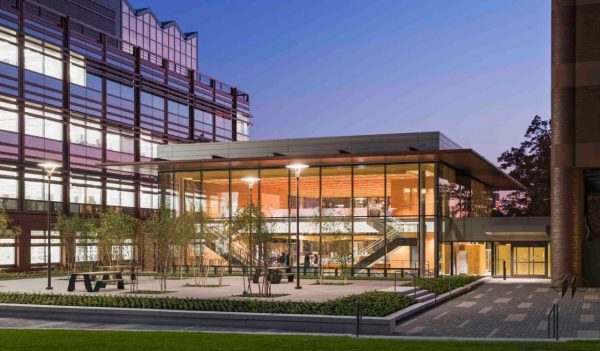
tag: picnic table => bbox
[252,267,294,284]
[67,270,124,292]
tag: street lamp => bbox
[286,163,309,289]
[241,176,259,294]
[38,162,60,290]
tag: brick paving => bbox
[395,282,600,338]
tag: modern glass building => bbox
[0,0,251,271]
[105,132,551,277]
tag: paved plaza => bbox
[395,281,600,339]
[0,275,397,302]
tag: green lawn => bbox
[0,330,597,351]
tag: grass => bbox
[0,330,597,351]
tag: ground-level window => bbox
[30,230,60,264]
[0,238,16,265]
[75,237,98,262]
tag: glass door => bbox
[512,245,547,277]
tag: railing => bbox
[394,270,438,302]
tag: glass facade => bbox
[161,161,549,277]
[162,162,445,276]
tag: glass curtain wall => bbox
[163,162,440,276]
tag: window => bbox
[0,99,18,133]
[140,135,160,158]
[24,107,63,141]
[0,29,18,66]
[106,129,134,153]
[76,236,98,262]
[140,184,159,209]
[106,178,135,207]
[69,119,101,147]
[70,174,102,205]
[24,39,62,80]
[30,230,60,264]
[0,166,18,210]
[0,238,16,265]
[69,53,86,86]
[25,180,62,202]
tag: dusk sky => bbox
[131,0,551,163]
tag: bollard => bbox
[503,261,506,281]
[355,301,362,337]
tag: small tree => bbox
[230,203,274,296]
[171,211,199,280]
[327,216,352,285]
[53,212,83,274]
[96,209,138,267]
[142,207,175,292]
[0,208,21,240]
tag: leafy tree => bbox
[311,214,352,284]
[495,115,550,217]
[230,203,275,296]
[96,209,139,267]
[54,213,89,273]
[142,207,175,292]
[0,209,21,239]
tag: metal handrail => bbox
[547,303,558,340]
[394,270,438,302]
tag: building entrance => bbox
[512,245,546,277]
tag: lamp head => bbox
[286,163,309,177]
[38,162,60,176]
[241,176,260,189]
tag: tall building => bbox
[0,0,251,271]
[551,0,600,285]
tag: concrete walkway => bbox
[395,281,600,339]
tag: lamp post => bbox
[38,162,60,290]
[286,163,309,289]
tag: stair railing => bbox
[395,270,438,302]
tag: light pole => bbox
[286,163,308,289]
[38,162,60,290]
[241,176,259,293]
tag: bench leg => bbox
[93,281,102,292]
[101,274,109,289]
[83,275,93,292]
[67,275,76,292]
[116,273,125,289]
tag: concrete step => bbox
[415,292,436,303]
[399,288,429,298]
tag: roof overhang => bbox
[99,149,525,191]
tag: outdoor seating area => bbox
[0,273,398,302]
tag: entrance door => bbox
[512,245,547,277]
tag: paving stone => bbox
[505,313,526,322]
[518,303,532,309]
[578,330,600,338]
[580,314,594,323]
[407,326,424,334]
[494,297,512,303]
[535,287,549,293]
[478,307,492,314]
[582,303,591,309]
[473,294,484,299]
[456,301,477,308]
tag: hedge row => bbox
[0,290,413,317]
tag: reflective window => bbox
[0,165,18,210]
[106,129,134,153]
[70,174,102,205]
[24,39,62,80]
[69,119,101,147]
[0,99,18,133]
[0,238,16,265]
[30,230,60,264]
[24,107,63,141]
[0,29,18,66]
[106,178,135,207]
[69,53,86,86]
